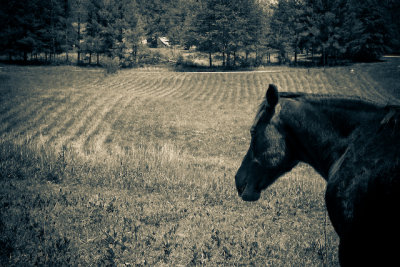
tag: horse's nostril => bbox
[237,184,245,196]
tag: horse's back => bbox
[326,117,400,266]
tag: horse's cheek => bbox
[263,151,285,168]
[265,140,286,167]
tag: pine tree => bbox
[85,0,103,64]
[123,1,145,65]
[71,0,88,64]
[0,0,39,62]
[186,0,266,68]
[270,0,297,64]
[61,0,74,62]
[193,0,219,67]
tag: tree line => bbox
[0,0,399,67]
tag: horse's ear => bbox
[266,84,279,108]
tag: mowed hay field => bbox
[1,59,399,266]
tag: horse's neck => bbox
[281,99,383,179]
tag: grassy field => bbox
[1,58,399,266]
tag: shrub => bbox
[102,57,120,74]
[138,48,167,65]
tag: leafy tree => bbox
[186,0,266,67]
[345,0,388,61]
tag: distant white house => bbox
[158,37,171,47]
[141,36,171,48]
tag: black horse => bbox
[235,84,400,266]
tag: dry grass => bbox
[1,59,399,266]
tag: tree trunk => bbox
[312,46,315,66]
[97,53,100,65]
[77,16,81,64]
[133,45,137,64]
[209,52,212,68]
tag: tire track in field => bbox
[152,73,177,98]
[205,73,222,104]
[0,99,60,139]
[283,72,298,93]
[253,73,265,101]
[312,72,330,95]
[31,93,85,144]
[129,74,168,97]
[241,73,253,104]
[323,70,348,95]
[159,73,187,98]
[64,83,122,150]
[123,73,153,94]
[138,73,173,96]
[0,98,29,123]
[127,73,167,96]
[46,91,103,145]
[182,73,211,102]
[82,94,128,154]
[296,72,313,94]
[0,97,42,129]
[231,74,243,107]
[221,74,235,105]
[126,74,157,95]
[203,73,227,106]
[213,74,229,105]
[0,80,99,142]
[146,75,176,97]
[195,73,218,102]
[78,74,147,154]
[100,93,143,155]
[163,74,192,99]
[74,92,124,154]
[41,82,112,146]
[80,75,144,154]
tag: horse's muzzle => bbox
[240,187,261,201]
[236,176,261,202]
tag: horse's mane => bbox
[253,92,400,130]
[278,92,400,110]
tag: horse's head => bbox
[235,84,298,201]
